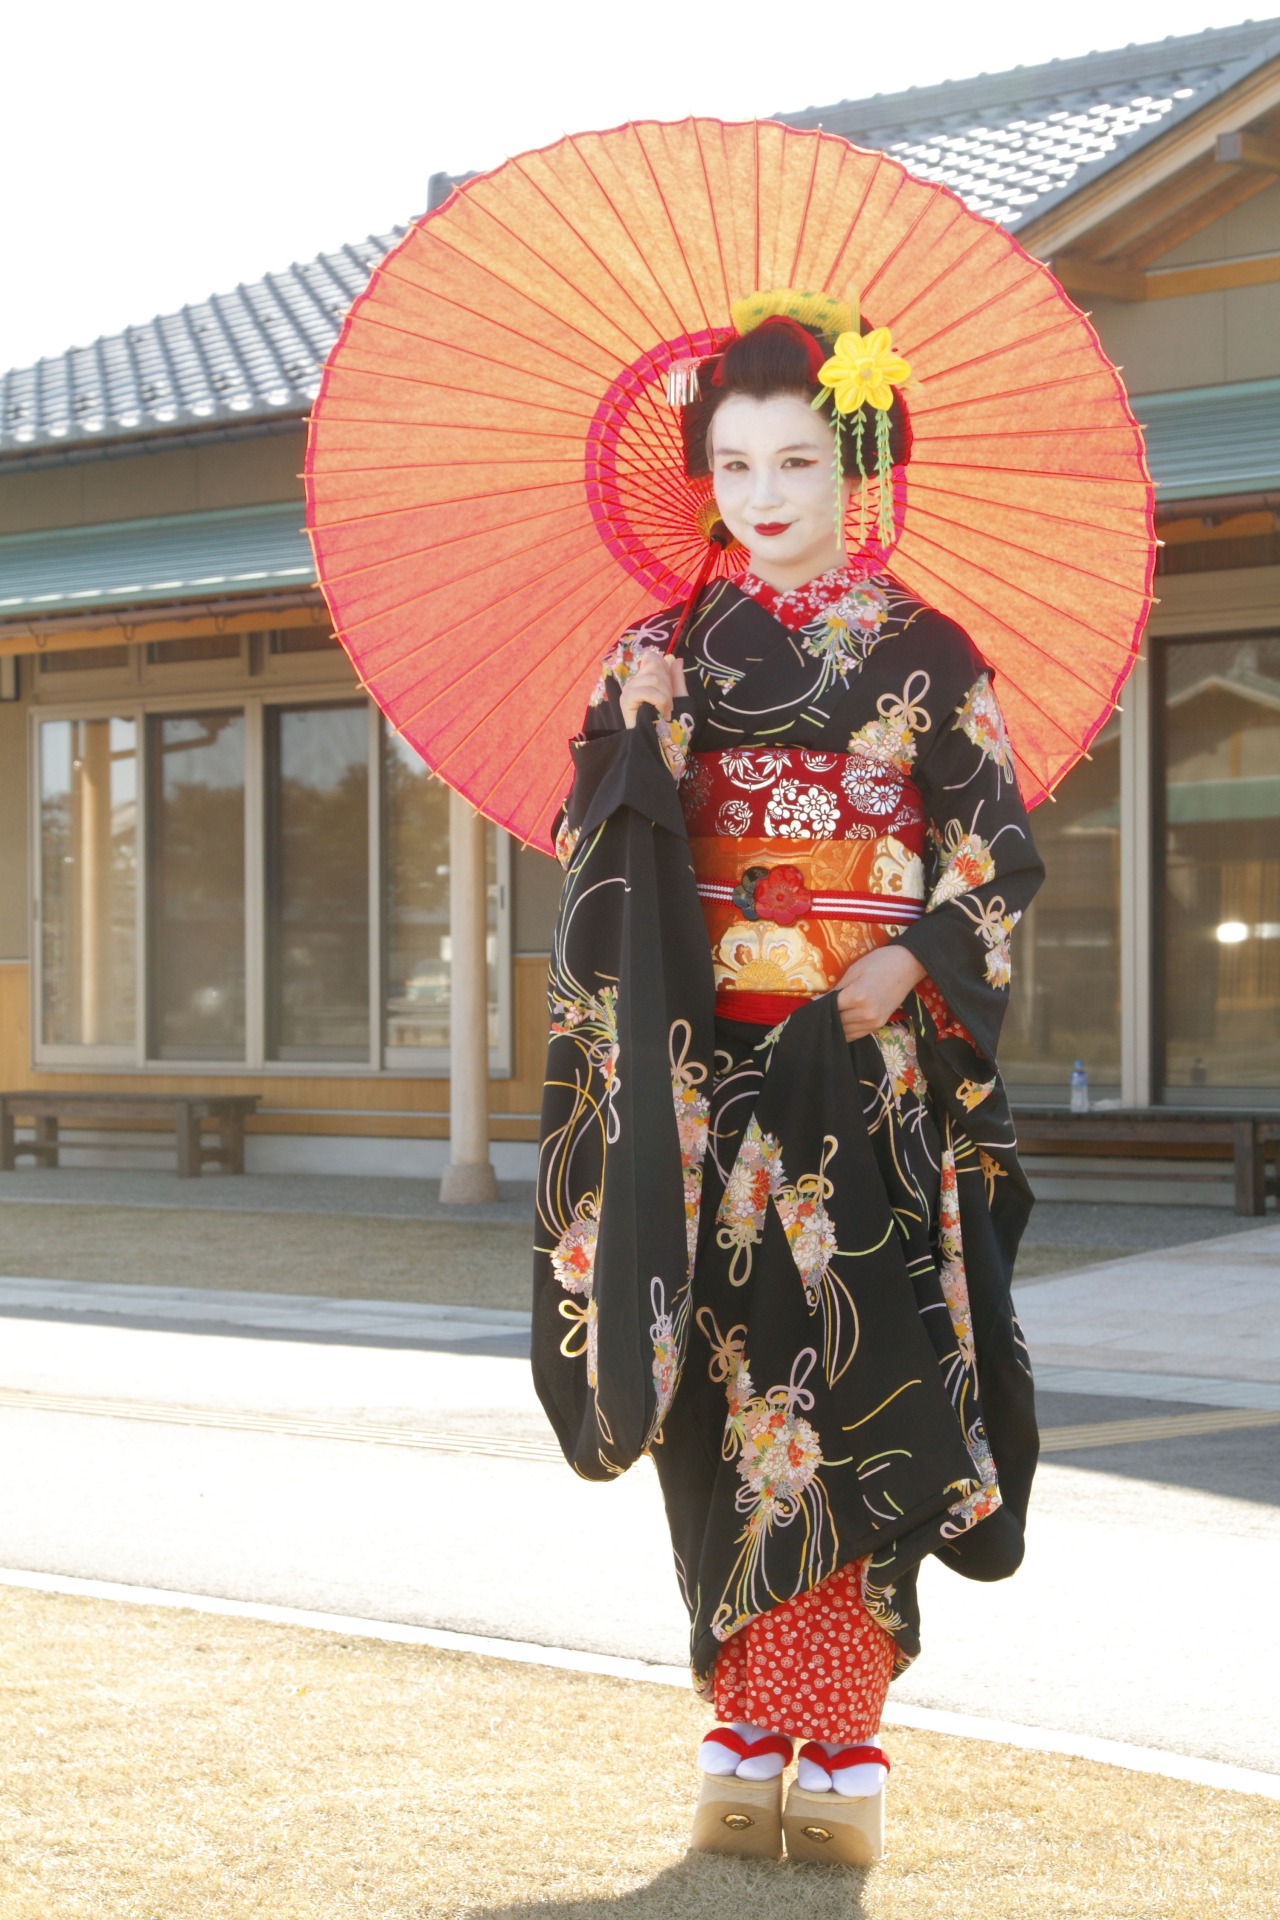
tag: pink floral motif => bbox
[552,1211,598,1296]
[955,673,1015,781]
[589,635,658,707]
[715,1119,784,1286]
[657,711,694,782]
[936,1146,1004,1540]
[553,1207,600,1388]
[671,1019,710,1280]
[773,1187,838,1307]
[873,1021,926,1108]
[929,820,996,907]
[553,811,580,870]
[846,670,932,773]
[649,1276,680,1426]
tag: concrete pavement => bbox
[0,1219,1277,1777]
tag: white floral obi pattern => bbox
[679,747,926,1021]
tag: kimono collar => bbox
[734,560,885,633]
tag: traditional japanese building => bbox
[1,17,1278,1191]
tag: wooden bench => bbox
[0,1092,260,1178]
[1013,1107,1280,1217]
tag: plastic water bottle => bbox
[1070,1060,1089,1115]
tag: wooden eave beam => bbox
[1121,166,1279,268]
[0,595,326,659]
[1216,128,1280,171]
[1050,250,1280,303]
[1078,156,1220,263]
[1048,256,1147,301]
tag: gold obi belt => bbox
[678,747,926,1026]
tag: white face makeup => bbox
[709,390,848,591]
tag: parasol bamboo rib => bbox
[906,475,1154,541]
[575,125,717,341]
[306,475,585,534]
[901,522,1146,659]
[905,498,1155,605]
[299,499,589,591]
[423,575,656,793]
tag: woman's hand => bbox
[835,944,927,1041]
[619,652,688,729]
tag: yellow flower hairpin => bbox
[815,328,912,415]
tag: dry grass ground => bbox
[0,1201,1122,1310]
[0,1586,1275,1920]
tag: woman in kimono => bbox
[533,291,1043,1867]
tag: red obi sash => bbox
[678,747,926,1026]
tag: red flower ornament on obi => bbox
[752,865,814,927]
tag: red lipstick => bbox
[754,522,790,537]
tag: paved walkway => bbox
[0,1216,1276,1776]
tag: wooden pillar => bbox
[78,720,111,1047]
[439,789,499,1204]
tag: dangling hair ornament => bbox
[814,327,913,548]
[665,359,703,408]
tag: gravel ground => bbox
[0,1176,1265,1309]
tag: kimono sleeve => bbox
[893,630,1044,1064]
[533,625,713,1480]
[551,627,694,869]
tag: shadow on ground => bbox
[472,1852,869,1920]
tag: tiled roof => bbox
[0,504,314,619]
[779,18,1280,231]
[4,19,1279,464]
[0,232,403,460]
[1140,377,1280,501]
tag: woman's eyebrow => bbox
[713,442,824,456]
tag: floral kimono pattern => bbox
[533,565,1044,1688]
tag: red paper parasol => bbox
[305,118,1155,852]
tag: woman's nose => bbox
[748,474,783,511]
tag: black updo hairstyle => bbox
[680,318,912,481]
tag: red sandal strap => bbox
[829,1744,891,1776]
[701,1727,794,1764]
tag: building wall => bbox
[1084,180,1280,394]
[0,428,306,536]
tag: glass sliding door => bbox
[1159,634,1280,1096]
[265,702,370,1061]
[149,711,246,1060]
[382,727,500,1059]
[1001,715,1122,1095]
[38,716,137,1052]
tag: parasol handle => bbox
[665,527,732,657]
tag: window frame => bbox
[1150,624,1280,1108]
[28,673,512,1078]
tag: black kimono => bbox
[533,562,1044,1690]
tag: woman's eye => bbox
[783,457,817,469]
